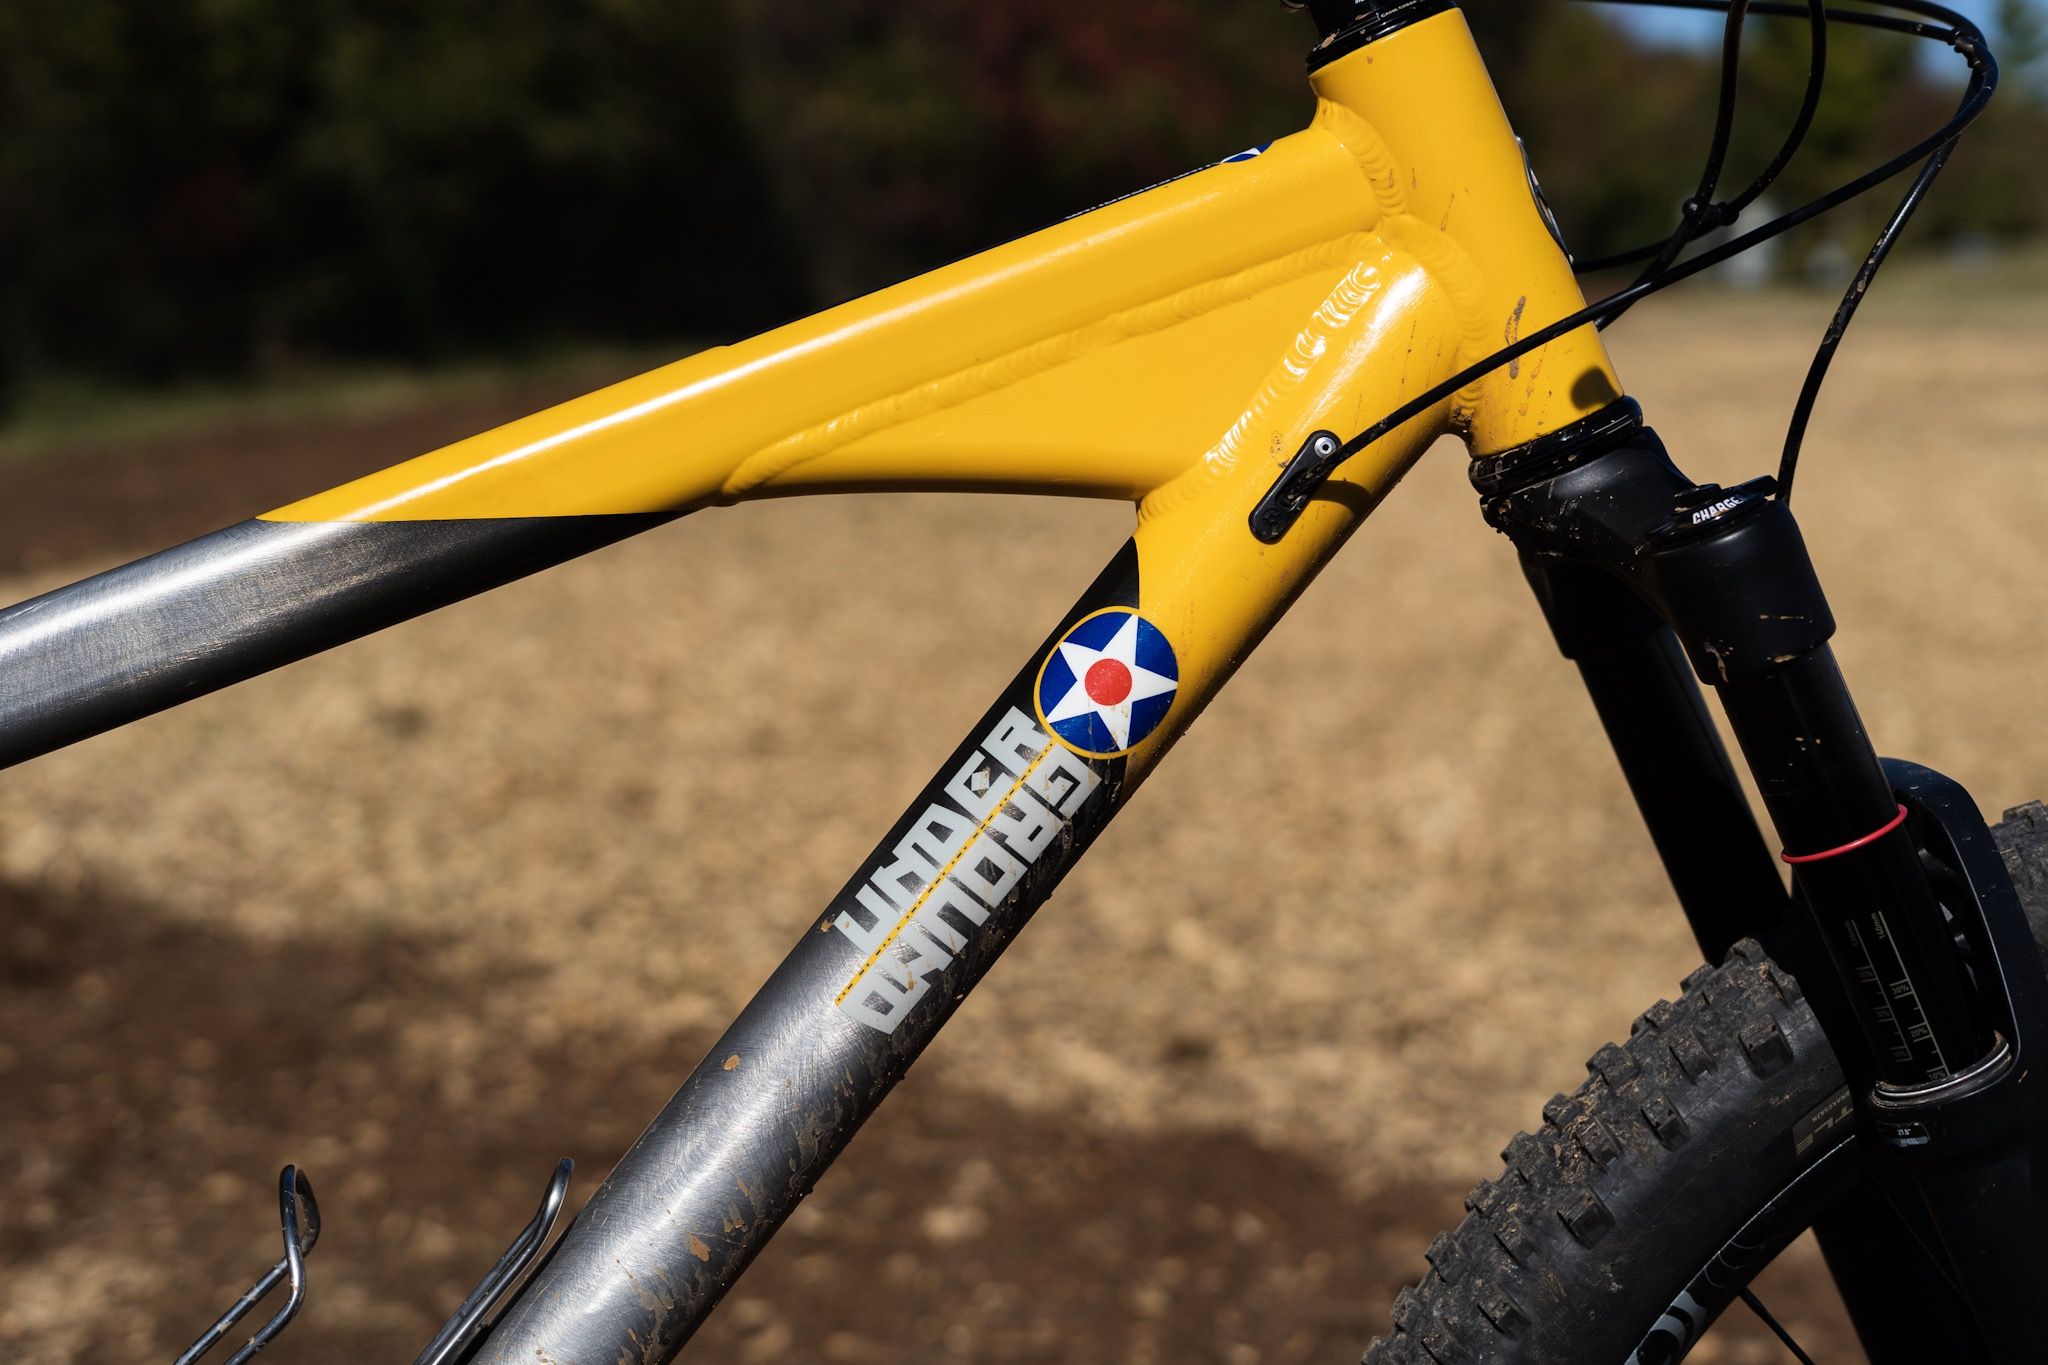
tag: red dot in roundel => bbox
[1085,658,1133,706]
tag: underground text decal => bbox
[833,707,1101,1034]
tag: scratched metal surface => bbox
[0,516,667,769]
[477,548,1137,1361]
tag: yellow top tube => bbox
[265,10,1617,527]
[260,10,1625,781]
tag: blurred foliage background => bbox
[1,0,2042,416]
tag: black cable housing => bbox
[1596,0,1755,329]
[1249,0,1999,541]
[1582,0,1995,503]
[1774,139,1957,501]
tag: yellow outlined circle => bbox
[1031,606,1179,760]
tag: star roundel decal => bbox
[1034,609,1179,759]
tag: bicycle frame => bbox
[22,8,1957,1362]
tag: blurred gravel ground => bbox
[0,292,2042,1362]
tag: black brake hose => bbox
[1597,0,1753,330]
[1575,0,1993,503]
[1776,140,1956,502]
[1249,0,1997,543]
[1575,0,1828,276]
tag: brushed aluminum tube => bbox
[471,542,1142,1363]
[0,514,669,768]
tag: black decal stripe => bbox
[0,515,674,769]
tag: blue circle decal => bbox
[1034,609,1180,758]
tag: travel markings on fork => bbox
[832,706,1101,1035]
[1846,915,1952,1082]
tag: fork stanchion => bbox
[1478,397,2048,1362]
[1516,553,1789,962]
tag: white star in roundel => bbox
[1041,614,1178,753]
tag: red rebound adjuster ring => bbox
[1781,804,1909,866]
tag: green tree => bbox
[733,0,1309,306]
[1999,0,2048,79]
[2,0,2040,413]
[1920,0,2048,243]
[0,0,804,399]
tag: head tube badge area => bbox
[1034,609,1180,759]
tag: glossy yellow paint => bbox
[266,124,1394,520]
[263,9,1621,779]
[1104,12,1628,776]
[266,14,1612,527]
[1309,11,1621,455]
[1122,243,1462,780]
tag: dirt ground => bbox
[1,289,2043,1363]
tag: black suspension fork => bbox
[1514,555,1787,963]
[1474,400,2048,1363]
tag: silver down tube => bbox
[472,543,1146,1362]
